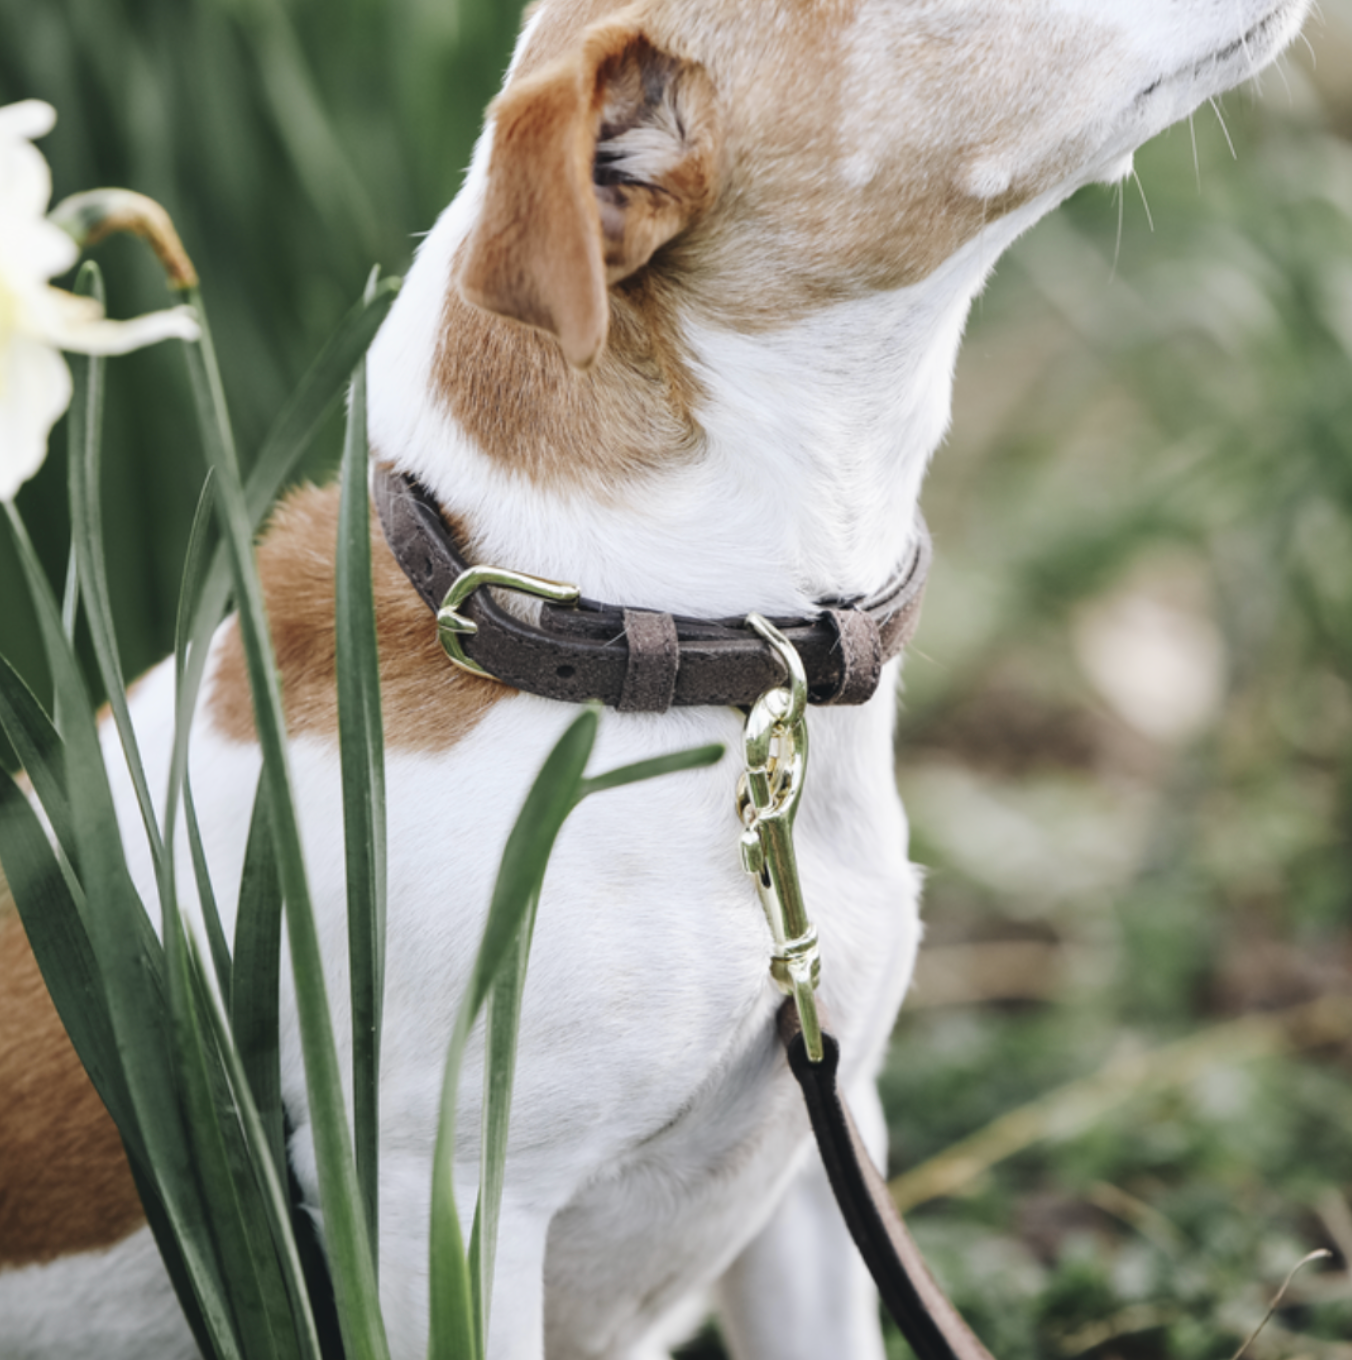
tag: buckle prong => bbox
[437,566,579,679]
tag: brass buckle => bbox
[436,565,579,679]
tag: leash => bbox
[374,465,995,1359]
[779,1004,994,1360]
[738,618,994,1360]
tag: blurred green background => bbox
[3,0,1351,1355]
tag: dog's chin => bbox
[1135,0,1308,112]
[1075,0,1307,189]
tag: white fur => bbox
[5,1,1309,1357]
[0,1224,195,1360]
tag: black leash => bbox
[778,1004,995,1360]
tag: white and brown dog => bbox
[0,1,1310,1357]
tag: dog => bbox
[0,1,1310,1356]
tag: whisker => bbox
[1209,96,1238,160]
[1229,0,1259,79]
[1132,167,1155,234]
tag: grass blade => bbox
[250,280,400,511]
[578,743,726,798]
[53,541,79,732]
[164,900,282,1360]
[60,541,79,642]
[232,772,287,1182]
[2,498,166,986]
[467,885,539,1351]
[0,651,77,874]
[174,469,218,681]
[0,767,127,1138]
[168,466,219,817]
[192,935,326,1360]
[336,278,387,1264]
[0,776,220,1350]
[428,709,599,1360]
[128,1158,222,1360]
[66,262,166,875]
[173,281,401,837]
[170,467,233,1002]
[431,714,725,1357]
[183,770,234,1005]
[61,286,242,1350]
[469,713,601,1014]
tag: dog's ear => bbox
[457,24,718,370]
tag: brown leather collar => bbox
[373,464,931,712]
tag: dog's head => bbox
[457,0,1310,370]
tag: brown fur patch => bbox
[208,481,508,748]
[437,272,703,496]
[445,8,717,488]
[0,877,145,1268]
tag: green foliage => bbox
[882,31,1352,1357]
[0,0,526,702]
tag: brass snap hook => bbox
[739,613,824,1062]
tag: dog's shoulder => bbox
[207,481,508,751]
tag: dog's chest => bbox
[418,691,921,1353]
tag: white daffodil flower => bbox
[0,99,200,501]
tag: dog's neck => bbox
[368,157,1042,623]
[368,0,1311,628]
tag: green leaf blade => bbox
[0,651,77,875]
[66,261,166,877]
[232,773,288,1183]
[335,306,388,1267]
[428,709,598,1360]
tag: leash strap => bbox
[779,1005,996,1360]
[373,464,931,710]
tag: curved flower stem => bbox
[50,188,199,290]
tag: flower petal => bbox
[35,288,201,355]
[0,332,70,501]
[0,213,80,291]
[0,101,57,143]
[0,113,56,219]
